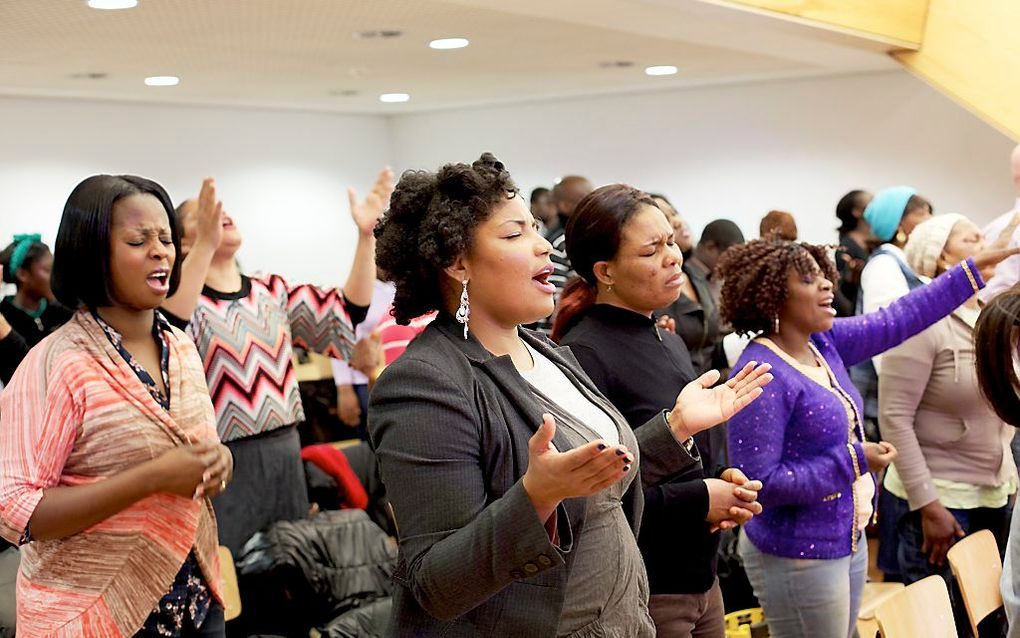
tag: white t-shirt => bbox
[518,341,620,445]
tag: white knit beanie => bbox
[904,213,968,279]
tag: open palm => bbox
[672,362,773,436]
[348,167,395,236]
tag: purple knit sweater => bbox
[729,259,983,560]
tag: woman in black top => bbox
[552,185,763,638]
[0,235,73,383]
[834,190,874,316]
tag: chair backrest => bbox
[947,529,1003,636]
[217,545,242,622]
[875,575,958,638]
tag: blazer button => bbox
[537,554,552,567]
[524,563,539,574]
[510,569,524,579]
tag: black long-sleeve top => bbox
[560,303,723,595]
[0,297,73,384]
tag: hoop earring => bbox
[456,279,470,340]
[895,229,908,245]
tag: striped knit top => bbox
[173,274,358,442]
[0,311,223,638]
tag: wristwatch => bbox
[664,410,697,453]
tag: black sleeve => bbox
[161,309,191,331]
[342,295,370,331]
[0,329,30,385]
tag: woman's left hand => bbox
[348,167,396,237]
[668,361,773,439]
[656,315,676,334]
[194,443,234,500]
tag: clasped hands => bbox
[705,468,763,532]
[151,441,234,501]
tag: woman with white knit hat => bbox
[879,214,1016,623]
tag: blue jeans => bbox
[894,498,1010,585]
[739,532,868,638]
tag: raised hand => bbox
[349,167,396,237]
[972,244,1020,278]
[667,361,773,439]
[194,177,224,250]
[522,414,632,520]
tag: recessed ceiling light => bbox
[379,93,410,103]
[144,76,179,87]
[87,0,138,9]
[70,72,108,80]
[429,38,469,50]
[645,65,678,76]
[329,89,359,97]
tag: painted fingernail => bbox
[598,443,607,450]
[623,465,631,472]
[615,449,626,456]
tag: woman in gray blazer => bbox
[369,153,772,637]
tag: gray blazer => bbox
[368,315,701,636]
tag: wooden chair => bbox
[217,546,242,622]
[947,529,1003,637]
[856,582,904,638]
[875,575,957,638]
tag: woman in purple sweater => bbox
[718,238,1016,638]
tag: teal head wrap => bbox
[8,233,42,274]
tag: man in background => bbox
[530,187,557,237]
[537,175,594,334]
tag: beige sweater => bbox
[881,306,1015,510]
[878,309,1016,510]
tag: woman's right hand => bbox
[149,442,220,498]
[920,501,965,566]
[522,414,632,520]
[862,441,897,472]
[194,177,224,250]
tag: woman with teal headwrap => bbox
[0,234,73,383]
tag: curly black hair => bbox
[717,239,838,336]
[374,152,519,324]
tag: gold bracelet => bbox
[961,259,980,294]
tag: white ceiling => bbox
[0,0,899,114]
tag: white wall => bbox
[1,70,1015,296]
[0,96,391,287]
[389,71,1018,244]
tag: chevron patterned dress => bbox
[186,273,356,443]
[183,273,358,553]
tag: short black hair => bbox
[52,174,182,310]
[836,190,866,234]
[698,219,745,251]
[530,187,550,204]
[0,239,51,286]
[375,153,518,324]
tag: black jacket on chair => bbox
[368,314,701,637]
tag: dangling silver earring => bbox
[773,316,780,334]
[456,279,470,339]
